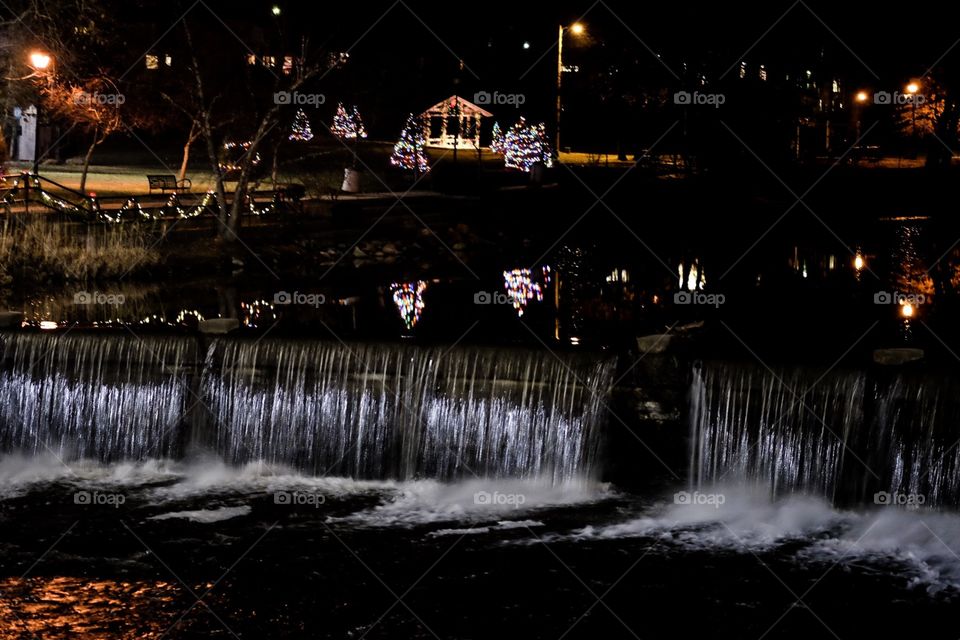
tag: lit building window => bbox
[739,61,746,79]
[759,65,767,81]
[247,54,257,65]
[282,56,294,75]
[832,79,839,93]
[164,54,172,67]
[145,54,159,70]
[262,56,276,67]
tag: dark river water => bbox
[1,458,958,639]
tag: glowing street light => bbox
[27,51,54,175]
[271,5,281,15]
[29,51,52,70]
[556,22,586,155]
[855,91,869,103]
[900,301,915,318]
[854,253,864,271]
[905,82,921,150]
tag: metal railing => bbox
[0,172,294,224]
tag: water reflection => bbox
[502,267,551,317]
[891,221,934,298]
[240,299,277,328]
[677,259,706,290]
[0,576,182,639]
[389,280,427,329]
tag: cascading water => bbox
[690,361,960,507]
[203,339,615,482]
[0,332,615,483]
[0,332,197,461]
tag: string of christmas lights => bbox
[490,121,504,154]
[390,280,428,329]
[503,118,553,172]
[503,266,552,316]
[289,109,314,142]
[219,140,262,174]
[331,103,368,140]
[390,113,429,174]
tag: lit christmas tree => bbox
[503,118,553,172]
[331,103,368,140]
[490,121,504,154]
[289,109,314,142]
[390,113,429,174]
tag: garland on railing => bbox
[1,175,283,223]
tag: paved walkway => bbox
[5,162,219,195]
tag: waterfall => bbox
[690,361,960,507]
[202,340,615,482]
[0,332,197,461]
[0,332,615,483]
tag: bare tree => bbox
[182,22,326,240]
[41,77,125,192]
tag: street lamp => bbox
[556,22,585,157]
[906,81,920,154]
[854,90,869,141]
[29,52,51,70]
[27,50,53,175]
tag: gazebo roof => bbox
[421,95,493,118]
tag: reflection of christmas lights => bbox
[503,266,551,316]
[678,261,706,291]
[390,281,427,329]
[241,300,277,328]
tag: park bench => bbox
[147,174,191,194]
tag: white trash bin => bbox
[341,168,360,193]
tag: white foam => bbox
[427,520,545,537]
[0,454,396,503]
[332,477,610,528]
[553,485,960,594]
[148,505,252,523]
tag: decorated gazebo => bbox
[420,95,493,149]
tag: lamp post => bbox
[906,82,919,156]
[28,51,53,175]
[556,22,584,158]
[854,90,868,141]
